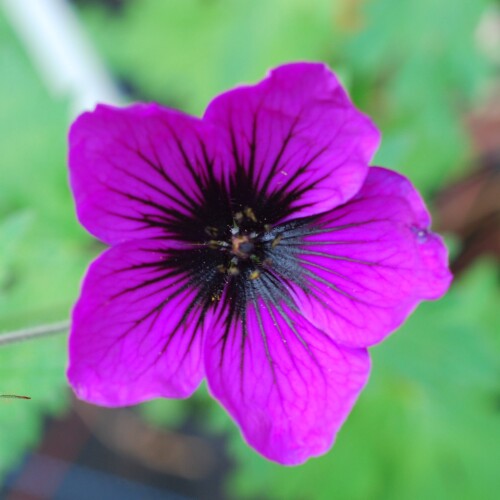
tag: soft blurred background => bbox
[0,0,499,498]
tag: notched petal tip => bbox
[365,167,453,299]
[411,229,453,300]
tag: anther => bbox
[244,207,257,222]
[208,240,230,250]
[249,270,261,280]
[271,235,282,248]
[205,226,219,237]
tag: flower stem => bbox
[0,320,70,347]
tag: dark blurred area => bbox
[2,397,230,499]
[435,96,500,277]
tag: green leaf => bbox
[339,0,493,194]
[0,211,33,289]
[0,335,68,479]
[0,11,95,479]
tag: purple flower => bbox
[67,63,451,465]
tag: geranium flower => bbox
[67,63,451,465]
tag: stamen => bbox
[271,235,282,248]
[205,226,219,237]
[244,207,257,222]
[208,240,230,250]
[249,270,261,280]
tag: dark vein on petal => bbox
[252,298,278,390]
[117,138,198,211]
[301,267,366,303]
[258,114,300,197]
[299,250,378,266]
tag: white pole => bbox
[1,0,125,115]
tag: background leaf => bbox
[0,11,95,478]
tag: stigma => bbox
[231,235,255,259]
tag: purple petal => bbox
[358,168,452,298]
[205,298,370,465]
[203,62,380,220]
[69,103,226,245]
[68,239,212,406]
[290,167,452,348]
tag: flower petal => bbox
[68,239,213,406]
[205,298,370,465]
[69,103,226,245]
[203,62,380,220]
[358,167,452,298]
[289,167,452,348]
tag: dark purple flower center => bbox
[152,166,315,329]
[204,206,285,280]
[114,134,324,334]
[232,236,255,259]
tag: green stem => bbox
[0,320,70,346]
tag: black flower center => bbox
[203,206,284,282]
[161,183,316,330]
[133,142,320,329]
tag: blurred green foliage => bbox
[343,0,493,191]
[0,12,96,478]
[0,0,499,497]
[80,0,493,193]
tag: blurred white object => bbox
[1,0,124,115]
[476,5,500,65]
